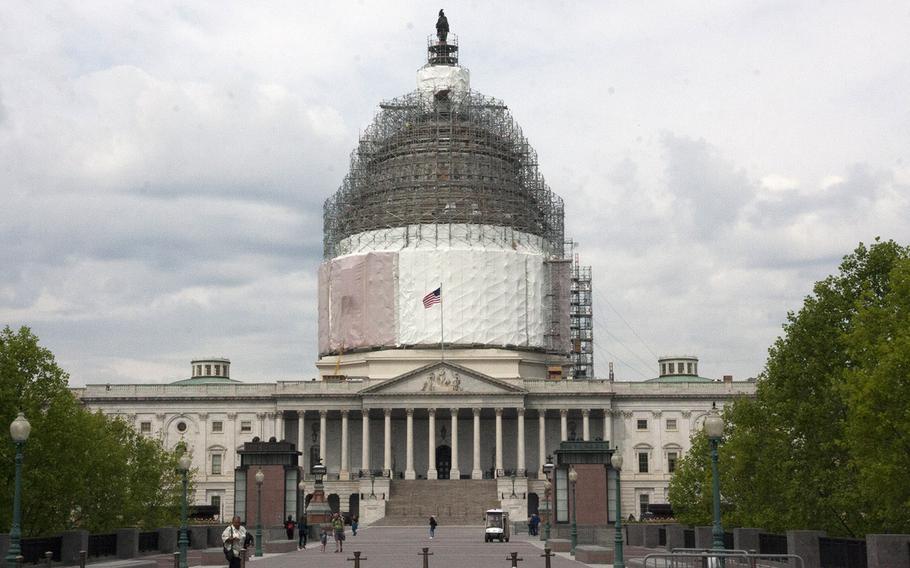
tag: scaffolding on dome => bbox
[322,89,566,259]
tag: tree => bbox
[669,239,910,536]
[0,326,186,535]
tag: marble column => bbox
[319,410,327,468]
[582,409,590,441]
[405,408,415,480]
[603,410,613,445]
[560,409,568,441]
[340,410,350,480]
[538,410,547,478]
[297,411,306,469]
[427,408,437,480]
[495,407,503,477]
[275,412,283,441]
[472,407,482,479]
[361,408,370,476]
[450,408,460,479]
[383,408,392,476]
[257,412,266,439]
[517,408,526,476]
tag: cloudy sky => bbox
[2,1,908,386]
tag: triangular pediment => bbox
[360,362,526,395]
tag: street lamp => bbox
[542,456,554,541]
[611,449,625,568]
[5,412,31,568]
[568,465,578,555]
[704,402,725,554]
[369,473,376,499]
[510,474,517,498]
[176,453,192,568]
[254,469,264,557]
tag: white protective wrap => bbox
[417,65,470,100]
[397,248,545,347]
[317,239,548,355]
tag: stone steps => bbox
[372,480,499,526]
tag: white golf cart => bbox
[484,508,510,543]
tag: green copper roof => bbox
[170,376,241,385]
[645,374,715,383]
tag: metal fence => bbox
[138,531,159,553]
[645,550,805,567]
[818,536,867,568]
[87,533,117,557]
[19,537,62,564]
[759,532,788,555]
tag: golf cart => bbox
[484,508,510,542]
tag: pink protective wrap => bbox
[318,252,397,355]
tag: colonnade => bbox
[281,407,614,481]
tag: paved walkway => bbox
[229,526,605,568]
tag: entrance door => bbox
[436,444,452,479]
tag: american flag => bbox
[422,287,441,308]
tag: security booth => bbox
[552,441,618,528]
[234,437,302,528]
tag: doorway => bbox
[436,444,452,479]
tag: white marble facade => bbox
[75,358,755,522]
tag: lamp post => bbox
[176,453,192,568]
[369,473,376,499]
[254,469,264,557]
[611,449,625,568]
[568,465,578,555]
[510,474,517,498]
[542,456,554,541]
[705,402,725,554]
[5,412,31,568]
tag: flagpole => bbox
[440,282,445,361]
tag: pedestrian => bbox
[429,515,437,539]
[332,512,345,553]
[298,518,308,550]
[221,516,247,568]
[529,512,540,536]
[320,527,328,552]
[284,515,296,540]
[351,514,359,536]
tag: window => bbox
[665,419,677,431]
[214,364,221,376]
[211,495,221,509]
[639,494,650,517]
[667,452,678,473]
[637,419,648,430]
[177,421,187,432]
[212,454,222,475]
[196,365,202,376]
[212,421,223,433]
[240,420,252,433]
[205,364,211,375]
[661,363,666,375]
[140,421,152,433]
[668,362,675,374]
[686,362,693,374]
[638,452,649,473]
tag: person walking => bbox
[319,527,328,552]
[284,515,296,540]
[331,513,345,553]
[351,514,359,536]
[221,516,248,568]
[297,517,308,550]
[428,515,437,539]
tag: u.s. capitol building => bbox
[75,22,755,527]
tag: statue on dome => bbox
[436,9,449,43]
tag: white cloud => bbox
[1,2,909,385]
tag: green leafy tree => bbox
[669,239,910,536]
[841,257,910,533]
[0,326,186,535]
